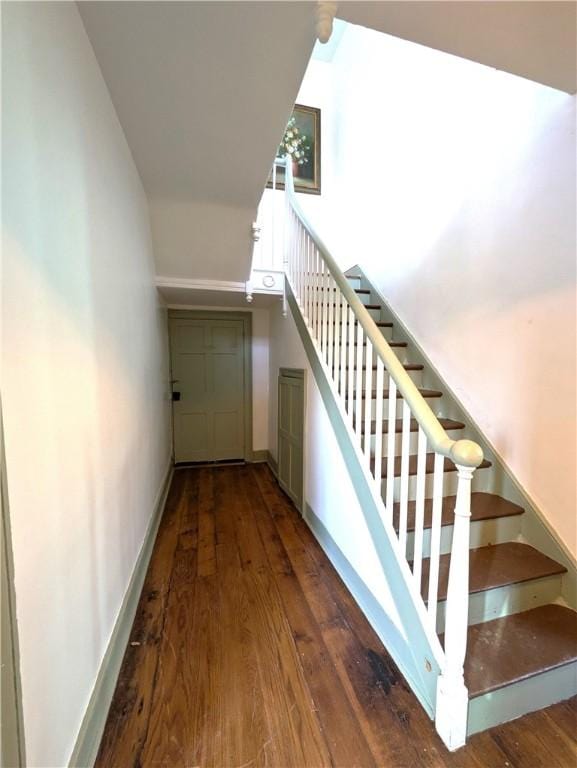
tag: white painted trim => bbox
[156,276,246,293]
[468,661,577,736]
[303,503,434,719]
[69,458,173,768]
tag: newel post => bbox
[435,463,474,750]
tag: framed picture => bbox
[267,104,321,195]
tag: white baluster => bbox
[427,452,445,623]
[312,248,319,341]
[363,340,373,465]
[385,378,397,520]
[413,427,427,592]
[322,264,330,362]
[399,399,411,556]
[373,357,384,490]
[347,309,355,426]
[315,250,322,346]
[327,275,335,375]
[296,224,302,304]
[287,210,294,284]
[300,227,305,304]
[305,235,312,325]
[333,284,341,388]
[435,464,473,751]
[355,323,363,441]
[339,296,348,398]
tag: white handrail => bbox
[279,156,484,469]
[278,154,480,749]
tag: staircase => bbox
[343,270,577,738]
[275,157,577,750]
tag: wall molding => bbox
[69,459,174,768]
[156,276,246,293]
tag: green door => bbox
[278,369,305,511]
[169,317,246,463]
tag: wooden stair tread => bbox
[336,320,392,327]
[348,340,407,348]
[394,492,523,532]
[350,363,423,373]
[362,417,464,435]
[326,303,381,311]
[314,287,371,294]
[353,388,443,401]
[422,542,566,603]
[372,452,491,477]
[462,605,577,698]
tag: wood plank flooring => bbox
[95,464,577,767]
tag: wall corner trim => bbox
[68,458,174,768]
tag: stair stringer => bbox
[352,265,577,612]
[285,281,445,717]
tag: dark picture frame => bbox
[267,104,321,195]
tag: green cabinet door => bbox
[278,369,305,511]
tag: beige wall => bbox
[321,26,577,556]
[2,3,172,764]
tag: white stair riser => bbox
[327,366,420,395]
[336,335,406,357]
[346,277,362,290]
[358,293,375,307]
[380,464,492,502]
[435,574,563,632]
[404,513,522,559]
[467,661,577,737]
[312,303,382,322]
[351,396,442,419]
[371,430,421,457]
[363,369,423,389]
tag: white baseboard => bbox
[69,458,174,768]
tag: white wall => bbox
[151,200,257,282]
[299,25,577,558]
[2,4,172,765]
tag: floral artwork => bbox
[280,116,312,169]
[267,104,321,195]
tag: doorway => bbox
[168,311,252,464]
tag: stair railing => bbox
[279,155,484,749]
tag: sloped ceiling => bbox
[80,1,315,206]
[339,1,577,94]
[79,1,316,281]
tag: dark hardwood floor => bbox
[95,464,577,767]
